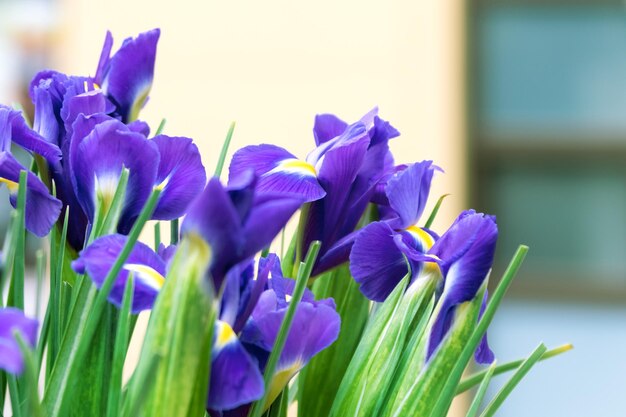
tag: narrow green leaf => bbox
[427,245,529,417]
[106,276,135,417]
[170,218,179,245]
[298,265,370,417]
[249,241,321,417]
[7,374,22,417]
[424,194,450,229]
[456,343,573,394]
[154,222,161,251]
[35,250,45,319]
[214,122,236,178]
[465,362,497,417]
[479,343,548,417]
[15,333,44,417]
[42,187,162,417]
[155,118,167,136]
[10,170,28,310]
[122,352,162,417]
[97,168,130,237]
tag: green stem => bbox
[214,122,236,178]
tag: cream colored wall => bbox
[56,0,467,232]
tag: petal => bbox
[181,178,244,287]
[61,89,114,140]
[151,135,207,220]
[102,29,160,122]
[349,222,408,302]
[208,321,264,411]
[0,105,62,163]
[94,31,114,84]
[241,192,303,259]
[0,152,62,237]
[72,234,166,312]
[0,307,38,375]
[69,118,159,228]
[313,113,348,145]
[385,161,437,229]
[127,120,150,137]
[474,291,495,364]
[228,144,324,203]
[157,243,177,267]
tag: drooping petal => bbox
[0,308,38,375]
[0,152,62,237]
[101,29,160,122]
[94,31,114,84]
[313,113,348,145]
[349,222,408,302]
[386,161,437,229]
[207,321,264,411]
[228,144,325,202]
[182,178,244,288]
[151,135,206,220]
[241,192,303,260]
[426,211,498,361]
[69,118,159,229]
[157,243,177,267]
[72,234,166,313]
[474,291,495,364]
[128,120,150,137]
[0,105,62,163]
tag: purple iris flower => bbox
[207,254,340,416]
[72,234,167,313]
[24,29,197,248]
[181,172,303,290]
[94,29,160,123]
[0,307,38,375]
[0,106,62,236]
[422,210,497,364]
[228,108,399,276]
[350,160,439,301]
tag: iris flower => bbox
[0,307,38,375]
[0,105,62,236]
[228,108,399,276]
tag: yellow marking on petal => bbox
[215,321,237,350]
[274,158,317,176]
[264,361,303,411]
[405,225,436,250]
[0,177,19,193]
[123,263,165,290]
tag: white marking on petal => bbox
[267,158,317,177]
[123,263,165,290]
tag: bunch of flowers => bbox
[0,29,570,417]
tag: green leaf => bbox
[8,170,27,310]
[106,276,135,417]
[15,333,44,417]
[465,361,497,417]
[214,122,236,178]
[122,233,215,417]
[479,343,548,417]
[456,343,573,395]
[380,285,485,417]
[248,241,322,417]
[154,222,161,251]
[427,245,529,417]
[424,194,450,229]
[298,264,370,417]
[155,118,167,136]
[329,273,437,417]
[170,218,179,245]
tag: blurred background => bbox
[1,0,625,415]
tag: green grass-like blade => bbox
[10,170,28,310]
[122,352,162,417]
[424,194,450,229]
[97,168,130,237]
[154,222,161,251]
[15,333,44,417]
[465,361,497,417]
[35,250,45,319]
[42,187,161,417]
[456,343,573,395]
[249,241,321,417]
[479,343,548,417]
[214,122,236,178]
[106,276,135,417]
[170,218,179,245]
[427,245,529,417]
[155,118,167,136]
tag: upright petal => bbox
[151,135,206,219]
[101,29,161,122]
[0,152,62,237]
[313,113,348,145]
[72,234,166,312]
[69,118,159,229]
[386,161,438,229]
[207,321,264,411]
[229,144,325,202]
[0,308,38,375]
